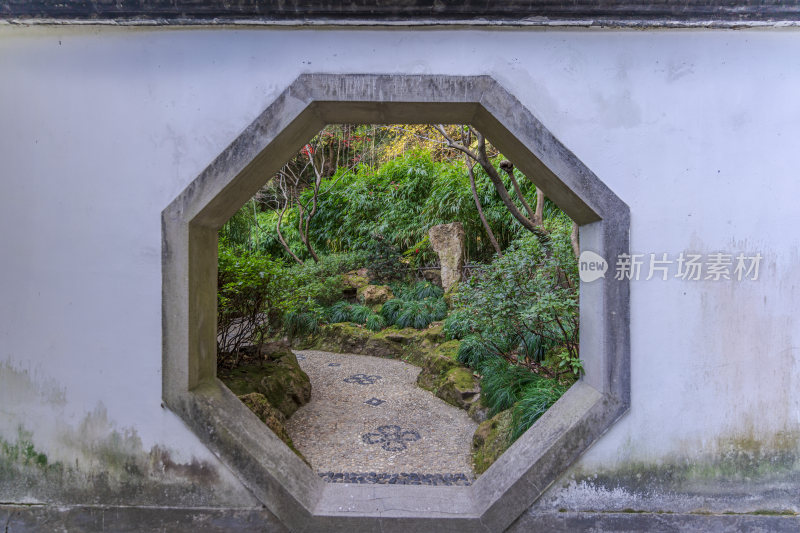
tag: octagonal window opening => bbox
[162,73,629,532]
[214,123,584,486]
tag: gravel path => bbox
[286,349,477,484]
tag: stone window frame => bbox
[162,74,630,532]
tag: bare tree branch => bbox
[499,160,540,225]
[434,125,550,246]
[274,173,304,265]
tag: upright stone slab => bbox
[429,222,465,292]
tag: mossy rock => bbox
[413,340,463,391]
[363,337,407,359]
[472,409,513,474]
[435,367,480,410]
[219,353,311,419]
[422,323,446,346]
[237,392,309,466]
[295,323,414,357]
[366,326,424,358]
[372,326,419,343]
[307,323,373,353]
[468,401,490,423]
[258,339,295,360]
[341,271,370,290]
[259,361,312,418]
[238,392,289,443]
[357,284,394,306]
[431,339,459,360]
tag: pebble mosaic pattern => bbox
[286,349,477,479]
[364,397,385,407]
[318,472,472,486]
[362,424,421,451]
[343,373,382,385]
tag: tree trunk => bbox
[499,160,539,226]
[475,147,550,246]
[467,159,502,257]
[535,187,545,228]
[433,124,550,247]
[276,200,304,265]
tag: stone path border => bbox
[318,472,472,486]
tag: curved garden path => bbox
[285,349,477,485]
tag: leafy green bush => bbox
[457,335,493,368]
[450,217,579,374]
[327,301,352,323]
[428,297,448,321]
[445,217,579,444]
[277,251,371,337]
[443,309,475,340]
[216,240,289,358]
[399,280,444,301]
[479,358,545,416]
[382,296,447,330]
[365,235,409,282]
[251,149,557,266]
[349,304,373,325]
[510,381,568,441]
[395,300,431,329]
[380,298,405,324]
[365,314,386,332]
[283,307,322,337]
[324,301,387,332]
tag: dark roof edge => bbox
[2,2,800,28]
[2,17,800,29]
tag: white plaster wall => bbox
[1,26,798,480]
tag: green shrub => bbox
[384,296,446,329]
[510,381,568,441]
[349,304,373,325]
[380,298,405,324]
[365,314,386,332]
[395,300,428,329]
[327,301,352,323]
[285,251,369,307]
[450,218,580,375]
[428,297,448,321]
[443,309,474,340]
[283,309,321,337]
[518,330,559,364]
[365,235,409,282]
[401,281,444,301]
[456,335,493,368]
[479,358,546,416]
[216,240,288,357]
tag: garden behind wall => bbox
[2,2,800,532]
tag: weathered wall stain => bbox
[0,417,254,507]
[0,362,66,409]
[0,363,256,508]
[537,431,800,514]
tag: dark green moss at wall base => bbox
[0,421,252,508]
[534,432,800,517]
